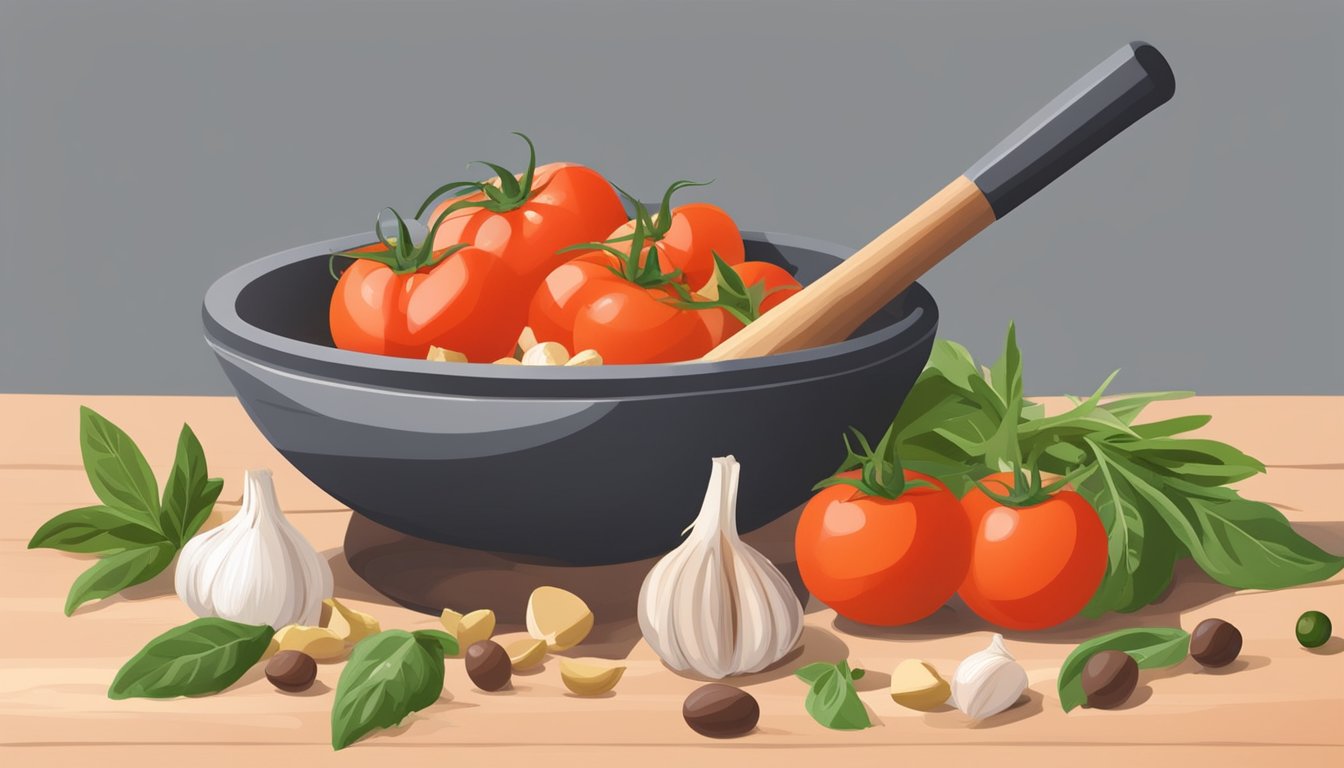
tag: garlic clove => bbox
[890,659,951,711]
[457,609,496,648]
[506,637,547,671]
[175,469,332,629]
[560,659,625,696]
[526,587,593,651]
[322,598,380,644]
[637,457,804,679]
[273,624,347,662]
[950,634,1029,719]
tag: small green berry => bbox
[1295,610,1331,648]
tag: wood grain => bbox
[1,395,1341,766]
[703,176,996,360]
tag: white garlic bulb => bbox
[175,469,333,628]
[638,456,803,678]
[950,633,1029,719]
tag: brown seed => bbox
[465,640,511,691]
[1190,618,1242,668]
[682,684,759,738]
[1081,650,1138,709]
[266,650,317,692]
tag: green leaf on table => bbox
[29,505,163,554]
[79,406,161,526]
[411,629,460,657]
[158,424,224,547]
[332,630,445,750]
[64,542,176,616]
[109,617,274,699]
[794,660,871,730]
[1099,390,1194,424]
[1058,627,1190,712]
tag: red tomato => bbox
[330,245,526,362]
[571,280,716,364]
[608,201,744,291]
[730,261,803,314]
[426,158,627,286]
[795,469,971,626]
[957,473,1108,630]
[527,252,618,351]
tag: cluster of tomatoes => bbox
[794,430,1108,631]
[328,135,803,364]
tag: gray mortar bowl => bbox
[202,231,938,565]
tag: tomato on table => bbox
[794,430,972,626]
[420,134,628,286]
[329,212,527,361]
[957,470,1108,630]
[605,181,745,291]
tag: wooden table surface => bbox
[3,394,1342,766]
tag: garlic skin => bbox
[175,469,332,628]
[950,633,1029,719]
[638,456,804,679]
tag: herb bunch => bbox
[888,324,1343,616]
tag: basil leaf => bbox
[332,630,445,750]
[109,618,274,699]
[64,542,176,616]
[795,660,871,730]
[159,424,223,547]
[1100,391,1194,424]
[1058,627,1189,712]
[411,629,459,657]
[29,505,164,554]
[79,406,161,526]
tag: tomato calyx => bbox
[973,449,1098,508]
[414,132,540,218]
[330,207,469,278]
[563,204,685,289]
[813,427,938,500]
[670,253,796,325]
[607,179,713,244]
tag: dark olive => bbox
[266,650,317,692]
[1081,650,1138,709]
[683,683,759,738]
[1190,618,1242,667]
[465,640,512,691]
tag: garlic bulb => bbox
[175,469,333,628]
[638,456,803,678]
[950,633,1029,719]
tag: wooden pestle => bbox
[703,42,1175,361]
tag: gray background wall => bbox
[2,0,1340,395]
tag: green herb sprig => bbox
[888,323,1344,616]
[794,660,872,730]
[28,407,224,615]
[332,630,446,750]
[109,618,274,699]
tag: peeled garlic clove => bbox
[890,659,950,711]
[638,456,804,679]
[950,634,1028,719]
[274,624,346,662]
[516,326,539,353]
[565,349,603,367]
[457,609,496,648]
[560,659,625,696]
[175,469,332,629]
[526,586,594,651]
[506,637,547,671]
[322,598,380,644]
[426,346,468,363]
[493,357,522,365]
[522,341,569,366]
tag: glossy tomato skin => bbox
[330,246,527,362]
[731,261,803,314]
[571,281,716,364]
[957,473,1108,630]
[608,202,745,291]
[795,470,972,626]
[428,163,627,286]
[527,252,619,351]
